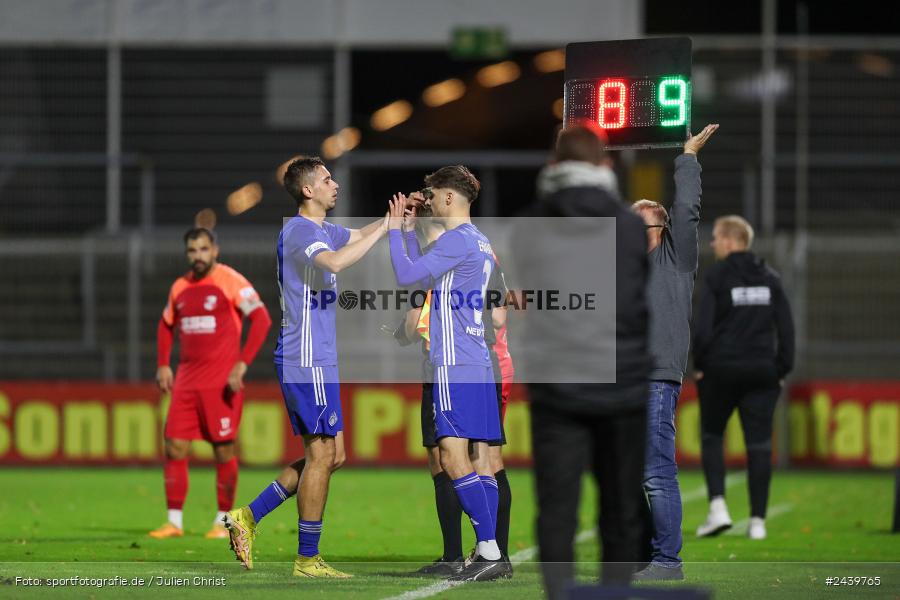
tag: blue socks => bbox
[452,472,495,543]
[249,480,293,524]
[480,475,499,538]
[298,520,323,557]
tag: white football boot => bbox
[696,496,733,538]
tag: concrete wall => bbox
[0,0,641,47]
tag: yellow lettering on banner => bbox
[157,393,171,453]
[503,403,531,459]
[725,413,745,456]
[353,389,404,460]
[112,403,156,459]
[406,405,427,459]
[811,390,831,459]
[0,392,10,456]
[191,440,213,460]
[788,403,810,459]
[15,402,59,459]
[832,402,864,460]
[868,402,898,467]
[676,402,700,460]
[629,161,664,205]
[240,403,284,465]
[158,393,171,425]
[63,402,107,458]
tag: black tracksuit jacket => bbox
[692,251,795,379]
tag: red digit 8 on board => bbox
[597,80,627,129]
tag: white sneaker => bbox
[748,517,767,540]
[696,496,732,538]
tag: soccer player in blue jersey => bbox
[387,165,510,582]
[223,156,387,578]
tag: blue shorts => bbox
[276,364,343,437]
[432,364,501,442]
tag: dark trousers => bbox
[530,397,648,600]
[698,366,780,518]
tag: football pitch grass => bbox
[1,467,897,599]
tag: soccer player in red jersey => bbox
[150,227,272,539]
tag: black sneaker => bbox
[633,562,685,581]
[414,557,464,576]
[447,555,512,582]
[502,555,514,578]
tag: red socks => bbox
[216,457,239,512]
[164,456,238,513]
[164,458,189,510]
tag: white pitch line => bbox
[384,579,464,600]
[683,471,746,504]
[506,528,597,565]
[530,471,748,554]
[382,473,747,600]
[724,502,795,536]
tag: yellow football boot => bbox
[292,554,352,578]
[222,507,257,569]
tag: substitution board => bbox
[564,37,692,149]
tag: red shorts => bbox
[164,387,244,443]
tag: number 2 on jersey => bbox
[474,259,492,326]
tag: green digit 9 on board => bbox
[658,77,687,127]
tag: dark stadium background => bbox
[0,0,897,487]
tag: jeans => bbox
[643,380,683,567]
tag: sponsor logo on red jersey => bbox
[180,315,216,334]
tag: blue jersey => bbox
[274,216,351,367]
[419,223,495,368]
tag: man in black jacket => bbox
[513,123,650,598]
[692,215,795,541]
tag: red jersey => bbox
[161,264,263,390]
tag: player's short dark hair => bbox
[555,123,608,165]
[423,165,481,203]
[184,227,216,245]
[283,156,326,206]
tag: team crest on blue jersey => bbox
[275,215,352,368]
[328,411,338,427]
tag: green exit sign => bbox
[451,27,507,59]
